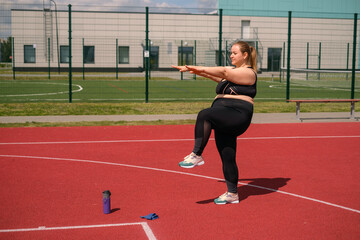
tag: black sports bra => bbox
[215,67,257,98]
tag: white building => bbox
[11,4,358,73]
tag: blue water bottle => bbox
[102,190,111,214]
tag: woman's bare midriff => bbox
[215,94,254,104]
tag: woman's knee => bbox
[197,108,212,121]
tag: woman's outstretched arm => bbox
[171,65,223,82]
[185,65,255,85]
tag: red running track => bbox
[0,122,359,240]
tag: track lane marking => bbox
[0,222,156,240]
[0,154,359,214]
[0,135,359,145]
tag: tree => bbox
[0,37,12,62]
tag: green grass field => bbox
[1,70,359,127]
[1,71,359,103]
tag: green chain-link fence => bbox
[0,3,359,103]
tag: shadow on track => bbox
[196,177,291,204]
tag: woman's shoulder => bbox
[242,66,257,76]
[234,65,256,75]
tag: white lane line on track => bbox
[0,154,359,214]
[0,222,157,240]
[0,135,359,145]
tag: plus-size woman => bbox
[172,41,257,204]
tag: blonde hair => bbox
[233,41,258,72]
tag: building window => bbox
[178,47,193,65]
[241,20,250,39]
[60,45,69,63]
[118,46,129,64]
[83,46,95,64]
[267,48,282,71]
[24,45,36,63]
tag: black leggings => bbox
[192,98,253,193]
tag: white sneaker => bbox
[179,152,204,168]
[214,192,239,205]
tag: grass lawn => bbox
[1,70,359,127]
[1,70,359,103]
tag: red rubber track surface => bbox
[0,122,359,240]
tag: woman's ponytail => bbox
[249,46,257,73]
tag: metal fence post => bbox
[286,11,292,100]
[306,42,309,69]
[318,42,321,70]
[145,6,149,103]
[193,40,197,80]
[347,42,350,70]
[218,9,223,66]
[351,13,357,99]
[116,38,118,79]
[68,4,72,103]
[318,42,321,80]
[306,42,309,80]
[82,38,85,80]
[48,37,51,80]
[346,42,349,80]
[225,40,228,66]
[181,40,183,80]
[12,37,15,80]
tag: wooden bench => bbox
[287,99,360,120]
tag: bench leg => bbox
[350,102,355,119]
[296,102,300,120]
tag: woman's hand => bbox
[185,65,204,74]
[171,65,188,72]
[171,65,205,74]
[172,65,223,82]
